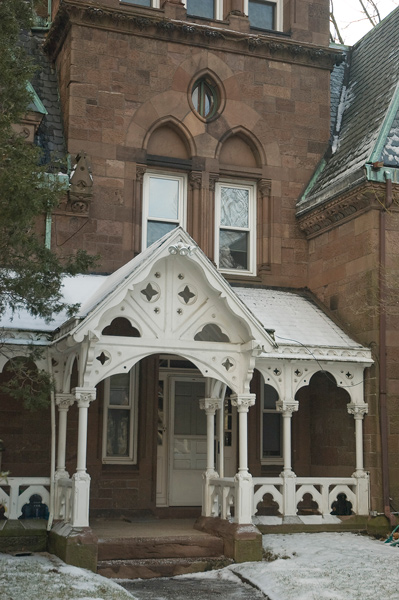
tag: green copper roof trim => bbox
[26,82,48,115]
[365,164,399,184]
[369,82,399,164]
[298,158,327,204]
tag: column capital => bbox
[72,387,96,408]
[55,393,75,410]
[347,402,368,419]
[231,393,255,412]
[199,398,223,414]
[276,399,299,416]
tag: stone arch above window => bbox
[102,317,141,337]
[144,117,195,159]
[217,127,265,168]
[194,323,230,343]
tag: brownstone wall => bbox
[48,1,332,286]
[306,202,399,510]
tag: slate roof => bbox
[20,29,66,170]
[232,287,362,350]
[297,7,399,215]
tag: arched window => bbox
[191,78,219,120]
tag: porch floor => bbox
[90,518,209,540]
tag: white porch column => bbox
[347,402,369,515]
[55,394,75,479]
[71,387,96,527]
[199,398,222,517]
[276,399,299,517]
[231,394,255,524]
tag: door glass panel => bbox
[173,380,206,470]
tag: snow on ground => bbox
[1,533,399,600]
[232,533,399,600]
[0,552,136,600]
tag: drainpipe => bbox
[47,352,56,531]
[379,169,395,525]
[45,210,52,250]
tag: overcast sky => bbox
[332,0,399,44]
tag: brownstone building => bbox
[1,0,398,574]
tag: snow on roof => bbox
[233,287,361,349]
[1,274,107,332]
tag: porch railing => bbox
[0,477,50,520]
[54,477,73,522]
[206,474,370,522]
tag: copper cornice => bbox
[44,0,343,69]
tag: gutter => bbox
[379,169,396,526]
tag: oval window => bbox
[191,78,219,120]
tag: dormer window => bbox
[244,0,282,31]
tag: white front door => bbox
[169,377,206,506]
[156,370,237,507]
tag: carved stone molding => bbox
[67,151,93,216]
[44,1,342,70]
[297,184,382,238]
[189,171,202,190]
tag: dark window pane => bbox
[107,409,130,457]
[123,0,151,5]
[147,221,177,247]
[249,1,275,30]
[187,0,214,19]
[264,384,279,409]
[262,413,281,457]
[219,230,248,270]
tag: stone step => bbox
[97,555,233,579]
[97,533,224,561]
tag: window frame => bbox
[215,180,257,276]
[102,366,139,465]
[244,0,283,31]
[120,0,160,7]
[183,0,223,21]
[261,381,283,466]
[142,171,187,249]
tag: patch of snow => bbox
[231,533,399,600]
